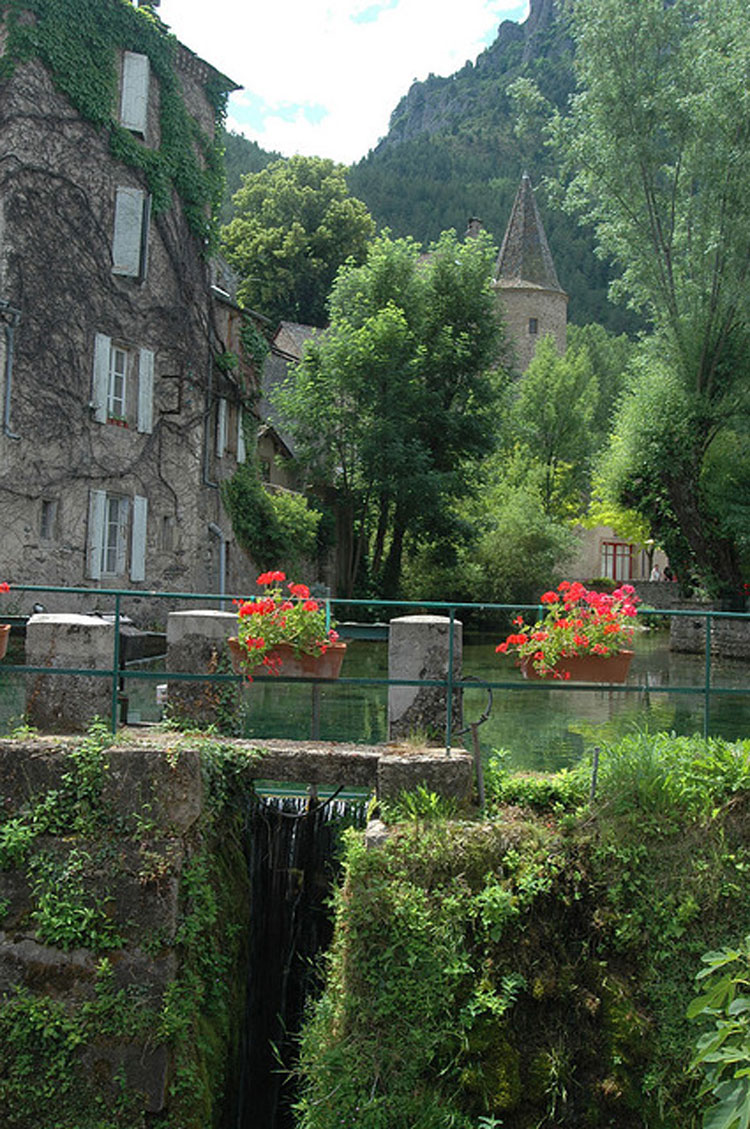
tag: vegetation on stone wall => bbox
[295,731,750,1128]
[220,458,323,573]
[0,725,258,1128]
[0,0,231,248]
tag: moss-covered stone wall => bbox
[295,734,750,1129]
[0,727,257,1128]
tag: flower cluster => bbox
[234,571,339,677]
[496,581,639,679]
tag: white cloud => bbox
[157,0,529,162]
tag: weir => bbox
[235,793,367,1129]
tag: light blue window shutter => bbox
[137,348,154,433]
[112,187,144,277]
[237,408,246,463]
[216,398,228,458]
[87,489,106,579]
[92,334,110,423]
[120,51,149,133]
[131,495,147,582]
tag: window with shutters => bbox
[87,489,148,581]
[108,345,129,420]
[120,52,150,134]
[112,186,150,280]
[92,334,154,432]
[102,495,130,576]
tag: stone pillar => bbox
[25,614,115,732]
[388,615,462,744]
[166,610,239,729]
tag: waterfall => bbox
[233,791,367,1129]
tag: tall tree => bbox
[275,231,507,597]
[221,156,375,326]
[510,334,598,517]
[553,0,750,595]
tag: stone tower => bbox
[492,172,568,372]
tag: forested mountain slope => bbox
[221,0,637,332]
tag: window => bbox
[528,317,538,335]
[112,186,150,279]
[120,51,149,134]
[87,490,148,581]
[91,335,154,431]
[160,514,175,552]
[102,495,130,576]
[601,541,634,581]
[109,345,128,419]
[40,499,58,541]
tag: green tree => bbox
[221,155,375,326]
[553,0,750,596]
[510,334,598,517]
[275,231,507,597]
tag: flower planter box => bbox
[227,637,347,680]
[521,649,634,683]
[0,623,9,661]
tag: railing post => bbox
[704,611,712,739]
[111,592,121,734]
[446,608,455,753]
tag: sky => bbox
[157,0,530,165]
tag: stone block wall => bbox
[0,731,248,1127]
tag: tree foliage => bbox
[221,155,375,326]
[274,230,507,598]
[510,334,598,517]
[220,460,321,573]
[554,0,750,595]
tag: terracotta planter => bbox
[521,649,634,683]
[0,623,9,661]
[227,637,347,680]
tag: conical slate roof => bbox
[494,173,564,292]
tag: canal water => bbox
[2,631,750,770]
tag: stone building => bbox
[492,171,568,373]
[0,1,258,616]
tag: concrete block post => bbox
[166,610,239,728]
[25,614,116,732]
[388,614,462,744]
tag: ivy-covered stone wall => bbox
[0,728,256,1128]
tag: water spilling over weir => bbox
[234,792,367,1129]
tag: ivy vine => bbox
[0,0,232,249]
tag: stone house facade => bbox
[0,1,258,618]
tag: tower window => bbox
[528,317,538,335]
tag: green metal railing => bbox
[1,583,749,748]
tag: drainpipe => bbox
[208,521,226,610]
[2,302,22,440]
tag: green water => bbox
[3,631,750,771]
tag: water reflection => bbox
[3,630,750,773]
[238,631,750,773]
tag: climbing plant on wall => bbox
[0,0,232,248]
